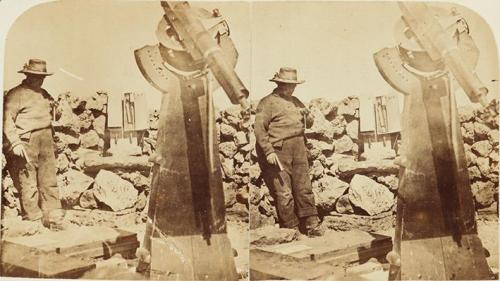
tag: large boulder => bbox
[336,97,358,118]
[78,110,94,131]
[54,98,81,136]
[119,172,150,191]
[487,130,499,146]
[85,92,108,113]
[93,115,106,137]
[56,154,71,173]
[227,202,250,222]
[54,132,80,152]
[223,182,237,207]
[234,152,246,166]
[234,131,249,147]
[335,194,354,214]
[461,122,475,144]
[219,123,237,141]
[2,176,18,209]
[465,149,477,167]
[249,185,264,206]
[471,140,492,157]
[307,139,333,155]
[59,169,94,207]
[249,164,262,183]
[79,189,98,209]
[305,108,335,142]
[476,157,491,177]
[236,188,249,204]
[64,92,86,111]
[468,166,482,181]
[330,116,347,137]
[309,160,325,180]
[346,120,359,140]
[250,204,275,229]
[313,176,349,213]
[489,148,499,163]
[376,175,399,191]
[221,106,243,128]
[471,181,496,207]
[80,130,100,149]
[473,122,491,140]
[348,175,394,216]
[221,158,235,179]
[334,135,355,154]
[309,98,336,118]
[93,170,138,211]
[219,142,238,158]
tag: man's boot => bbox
[303,216,325,237]
[42,209,70,231]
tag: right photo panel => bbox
[248,2,499,280]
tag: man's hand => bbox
[11,144,26,158]
[299,107,310,116]
[266,152,280,166]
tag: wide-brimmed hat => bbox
[269,67,304,84]
[18,59,53,76]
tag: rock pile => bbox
[216,105,253,222]
[460,100,499,208]
[1,91,498,234]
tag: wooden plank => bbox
[0,242,96,278]
[3,226,139,259]
[259,230,392,265]
[250,248,337,280]
[150,234,238,280]
[400,237,447,280]
[440,234,491,280]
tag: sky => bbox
[1,0,499,110]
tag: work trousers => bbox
[257,136,318,228]
[5,127,61,221]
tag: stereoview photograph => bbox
[0,1,498,281]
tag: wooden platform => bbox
[250,230,392,280]
[2,226,139,259]
[1,226,140,278]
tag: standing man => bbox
[3,59,64,229]
[255,67,324,236]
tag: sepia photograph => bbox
[0,0,498,280]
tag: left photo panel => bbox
[0,1,251,280]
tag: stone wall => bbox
[245,97,499,230]
[1,92,498,232]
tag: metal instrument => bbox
[134,2,248,280]
[374,3,492,280]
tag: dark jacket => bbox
[3,80,54,150]
[254,89,313,156]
